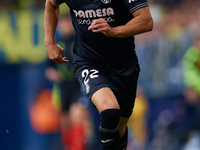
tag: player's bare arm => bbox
[88,6,153,38]
[44,0,69,64]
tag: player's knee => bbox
[100,109,120,129]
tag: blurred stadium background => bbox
[0,0,200,150]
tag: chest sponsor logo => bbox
[73,7,115,25]
[101,0,111,4]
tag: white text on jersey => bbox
[73,7,114,18]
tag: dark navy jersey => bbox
[53,0,148,75]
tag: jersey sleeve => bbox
[123,0,148,14]
[53,0,64,5]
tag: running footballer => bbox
[44,0,153,149]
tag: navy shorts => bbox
[74,62,139,118]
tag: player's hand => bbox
[45,43,69,64]
[88,18,116,37]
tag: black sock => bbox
[99,109,120,150]
[119,127,128,150]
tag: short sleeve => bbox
[123,0,148,14]
[53,0,64,5]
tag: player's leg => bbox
[91,87,120,150]
[116,71,140,150]
[118,117,129,150]
[91,87,120,112]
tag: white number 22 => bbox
[81,69,99,85]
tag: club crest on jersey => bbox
[101,0,111,4]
